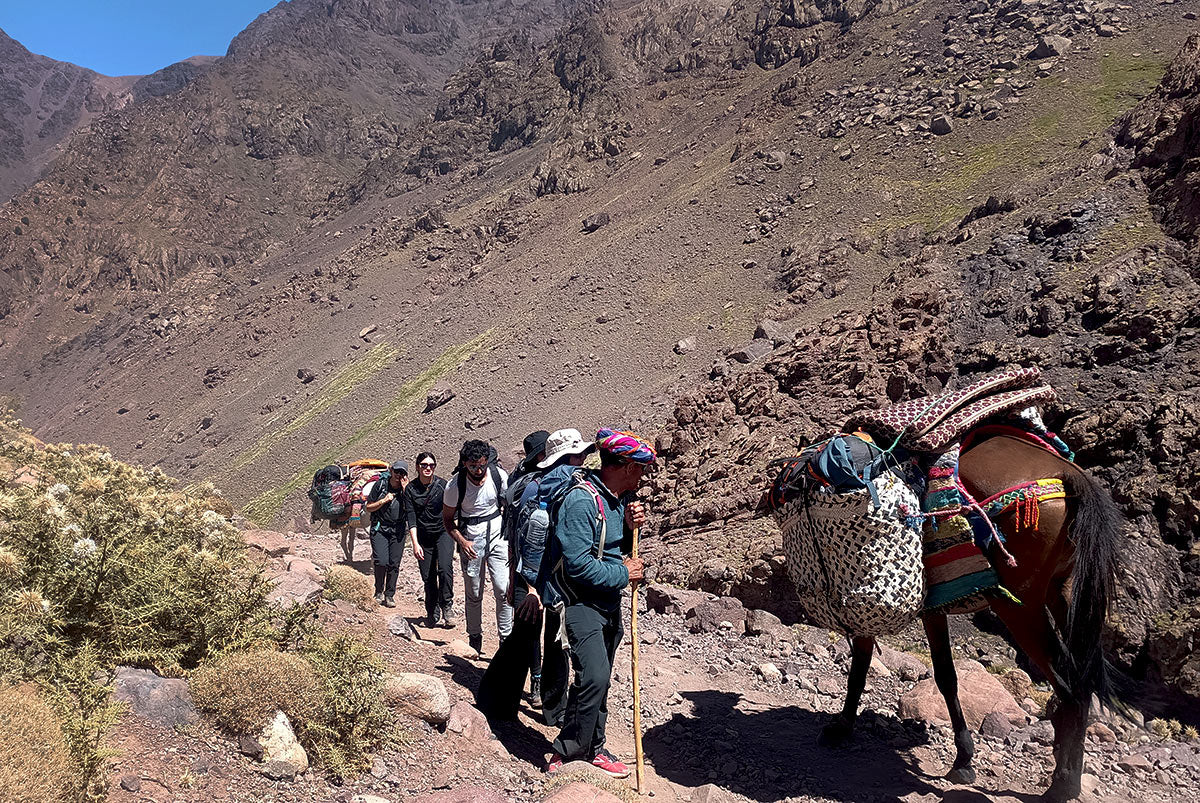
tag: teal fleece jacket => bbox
[553,471,630,612]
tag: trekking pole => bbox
[630,526,646,794]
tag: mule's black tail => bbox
[1063,468,1122,706]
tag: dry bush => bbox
[0,684,72,803]
[190,649,318,735]
[324,565,376,610]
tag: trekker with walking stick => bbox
[544,429,655,779]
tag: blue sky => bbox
[2,1,279,76]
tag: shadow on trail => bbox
[436,656,553,768]
[644,690,940,803]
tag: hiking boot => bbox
[591,749,631,779]
[374,592,385,604]
[526,675,543,709]
[425,612,440,628]
[442,612,457,628]
[382,596,397,608]
[468,633,483,656]
[545,753,564,774]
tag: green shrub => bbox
[0,418,277,673]
[0,416,274,798]
[0,683,72,803]
[324,565,376,610]
[190,634,395,781]
[190,649,319,735]
[298,632,394,780]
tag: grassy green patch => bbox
[1089,50,1168,125]
[873,44,1166,237]
[230,342,400,473]
[242,333,489,525]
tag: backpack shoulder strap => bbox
[490,464,505,510]
[562,477,606,559]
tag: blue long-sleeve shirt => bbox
[551,471,629,612]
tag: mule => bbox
[810,434,1120,801]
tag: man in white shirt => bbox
[442,439,512,656]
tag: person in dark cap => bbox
[364,460,409,608]
[510,430,551,484]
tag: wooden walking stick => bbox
[630,526,646,794]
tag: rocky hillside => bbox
[2,0,1198,707]
[0,31,214,203]
[644,31,1200,709]
[0,0,573,321]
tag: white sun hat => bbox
[537,428,596,469]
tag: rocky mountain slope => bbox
[644,30,1200,711]
[1,0,1198,710]
[0,30,213,202]
[0,0,574,322]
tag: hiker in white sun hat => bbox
[537,428,595,469]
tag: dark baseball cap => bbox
[390,460,409,475]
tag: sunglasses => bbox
[418,462,436,469]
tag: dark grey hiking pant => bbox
[415,530,455,619]
[370,529,404,598]
[552,603,622,760]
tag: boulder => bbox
[542,781,624,803]
[297,368,317,384]
[446,639,480,660]
[763,151,788,170]
[241,529,293,559]
[753,319,795,346]
[930,115,954,136]
[898,660,1025,729]
[359,324,378,340]
[267,570,323,610]
[980,710,1013,738]
[1087,722,1117,743]
[674,336,697,355]
[758,663,783,682]
[728,338,773,364]
[425,382,456,412]
[994,667,1033,702]
[111,667,198,728]
[383,673,451,724]
[645,585,706,617]
[446,701,493,742]
[258,711,308,780]
[581,213,610,233]
[1029,35,1071,59]
[388,614,418,641]
[692,784,740,803]
[687,596,746,633]
[876,644,930,681]
[744,608,785,637]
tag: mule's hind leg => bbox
[990,596,1085,801]
[819,635,874,747]
[922,612,976,784]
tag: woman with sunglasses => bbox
[405,452,455,628]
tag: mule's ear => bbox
[752,489,773,518]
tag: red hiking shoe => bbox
[591,748,631,779]
[546,753,564,774]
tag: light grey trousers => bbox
[459,517,513,639]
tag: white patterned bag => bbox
[772,470,925,637]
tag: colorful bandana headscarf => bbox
[595,428,657,465]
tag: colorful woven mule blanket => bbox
[768,435,926,637]
[844,367,1056,452]
[843,368,1069,614]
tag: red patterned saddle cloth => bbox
[845,367,1056,452]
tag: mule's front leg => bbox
[922,613,976,784]
[819,635,875,747]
